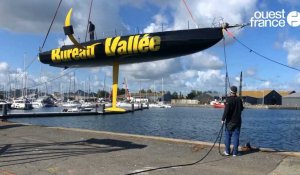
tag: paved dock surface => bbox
[0,122,299,175]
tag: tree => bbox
[118,88,126,95]
[186,90,205,99]
[97,90,109,98]
[172,91,178,99]
[179,91,184,99]
[139,89,146,93]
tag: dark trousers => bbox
[89,32,94,41]
[225,127,240,155]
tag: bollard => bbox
[131,103,134,112]
[102,104,105,113]
[2,104,8,121]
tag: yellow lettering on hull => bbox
[105,34,161,56]
[51,43,101,63]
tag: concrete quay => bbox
[0,122,299,175]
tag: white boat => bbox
[81,101,96,108]
[31,98,45,108]
[62,100,81,108]
[160,103,172,108]
[148,103,161,108]
[149,102,171,108]
[11,99,33,110]
[117,101,139,108]
[62,107,81,112]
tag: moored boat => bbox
[11,99,33,110]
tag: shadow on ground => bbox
[0,138,147,167]
[0,124,24,130]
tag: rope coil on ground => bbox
[126,123,225,175]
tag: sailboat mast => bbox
[239,71,242,97]
[103,74,106,99]
[162,78,164,102]
[225,72,228,98]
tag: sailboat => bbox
[149,78,171,108]
[38,3,240,112]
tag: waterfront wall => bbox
[171,99,199,105]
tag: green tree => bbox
[97,90,109,98]
[140,89,146,93]
[146,89,152,93]
[172,91,178,99]
[186,90,195,99]
[118,88,126,95]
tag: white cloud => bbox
[58,37,73,47]
[245,68,256,77]
[261,81,271,88]
[0,62,9,72]
[144,14,171,33]
[121,59,182,80]
[283,40,300,67]
[170,69,225,91]
[185,52,224,70]
[172,0,257,29]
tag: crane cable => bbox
[85,0,94,42]
[26,68,77,89]
[223,29,300,72]
[24,0,63,72]
[41,0,63,50]
[222,34,231,97]
[182,0,198,28]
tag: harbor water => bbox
[8,107,300,152]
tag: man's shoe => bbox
[223,151,230,156]
[233,153,240,157]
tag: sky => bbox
[0,0,300,95]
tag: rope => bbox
[41,0,63,50]
[24,54,39,71]
[85,0,94,42]
[223,29,300,72]
[222,36,231,96]
[182,0,198,28]
[26,68,77,89]
[126,123,225,175]
[23,0,63,73]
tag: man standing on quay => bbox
[221,86,244,156]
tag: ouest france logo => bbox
[250,10,300,27]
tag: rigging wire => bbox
[125,123,225,175]
[41,0,63,50]
[181,0,198,28]
[24,0,63,72]
[222,35,231,97]
[85,0,94,42]
[24,54,39,71]
[26,68,77,89]
[224,29,300,72]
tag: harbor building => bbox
[282,92,300,107]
